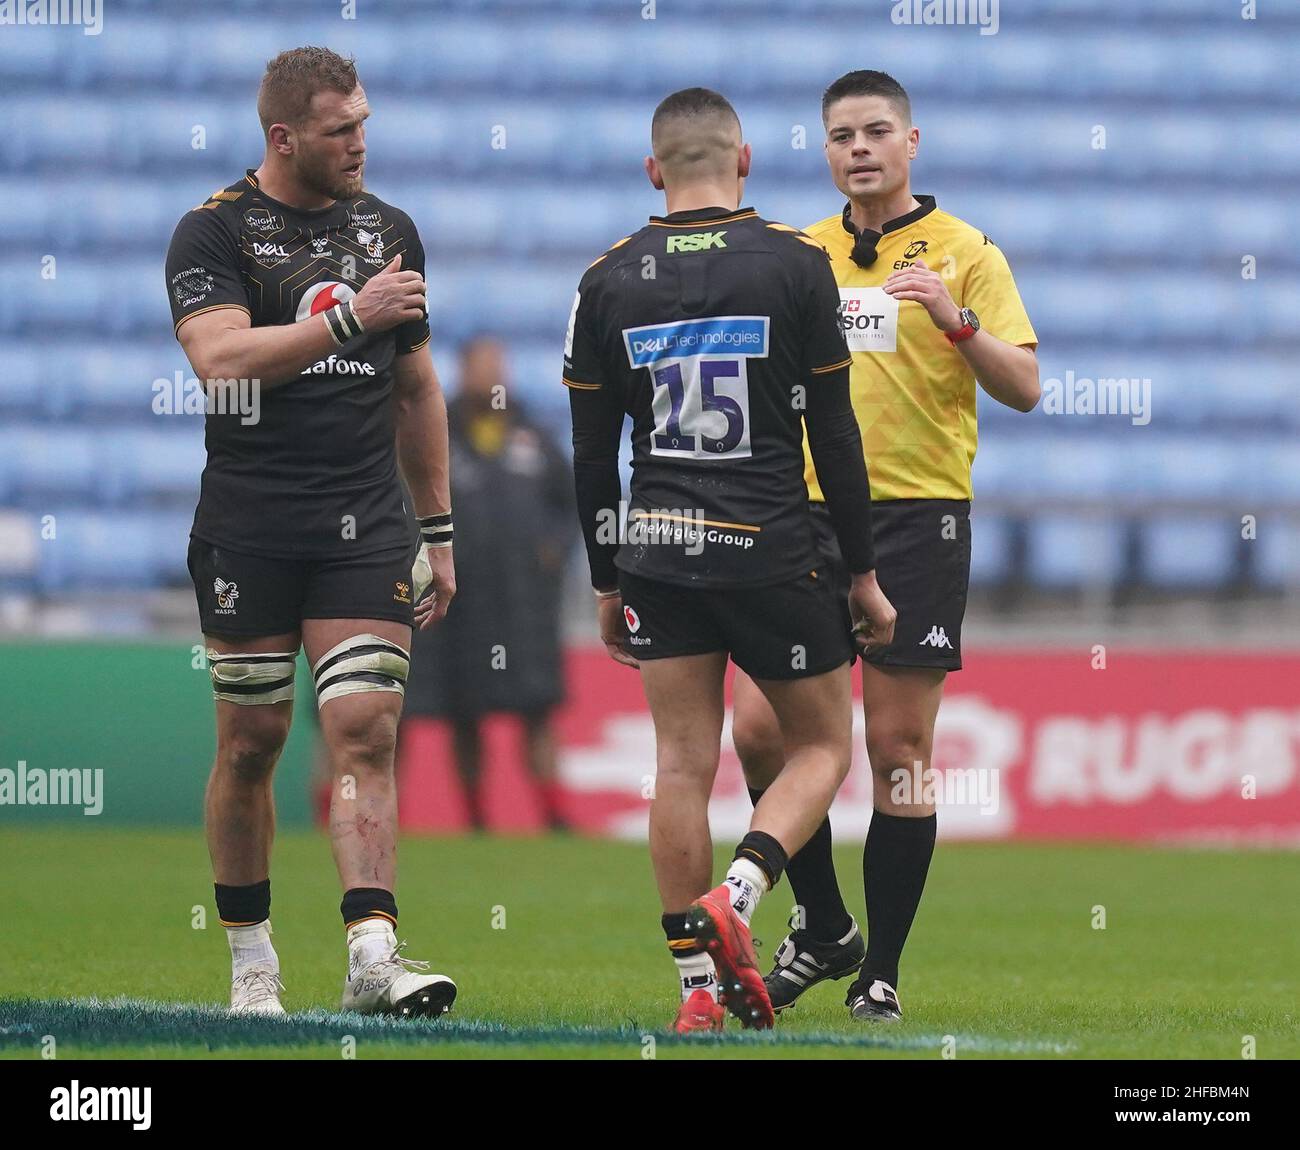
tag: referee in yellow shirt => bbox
[732,70,1041,1022]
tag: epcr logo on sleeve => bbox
[838,288,898,353]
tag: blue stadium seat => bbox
[1254,520,1300,589]
[969,513,1014,587]
[1,429,99,504]
[1140,517,1240,590]
[35,512,158,591]
[1026,516,1128,589]
[99,429,204,505]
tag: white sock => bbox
[347,918,396,978]
[226,920,277,977]
[723,857,769,926]
[674,951,719,1003]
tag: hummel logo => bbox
[919,625,952,649]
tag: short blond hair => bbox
[257,46,358,134]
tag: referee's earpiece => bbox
[841,201,881,268]
[850,230,881,268]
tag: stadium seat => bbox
[1254,519,1300,590]
[969,513,1014,587]
[1025,516,1129,589]
[1139,517,1240,590]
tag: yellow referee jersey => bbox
[803,196,1036,503]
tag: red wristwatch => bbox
[944,307,980,345]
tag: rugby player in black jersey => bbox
[165,47,457,1018]
[564,89,896,1033]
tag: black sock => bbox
[340,887,398,931]
[862,810,937,987]
[214,879,270,927]
[733,829,788,889]
[748,787,852,942]
[661,911,705,957]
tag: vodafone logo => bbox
[296,281,357,323]
[623,605,640,633]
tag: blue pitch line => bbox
[0,998,1072,1055]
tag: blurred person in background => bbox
[404,336,577,831]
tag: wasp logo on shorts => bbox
[296,281,358,323]
[214,578,239,614]
[393,581,411,604]
[624,605,640,633]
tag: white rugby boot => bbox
[340,919,457,1019]
[227,920,286,1016]
[230,966,287,1015]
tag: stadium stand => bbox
[0,0,1296,598]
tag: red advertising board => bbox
[395,647,1300,845]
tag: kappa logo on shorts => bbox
[214,578,239,614]
[919,625,953,649]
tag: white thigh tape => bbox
[207,650,297,706]
[311,634,410,708]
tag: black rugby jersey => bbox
[165,170,430,559]
[565,205,875,589]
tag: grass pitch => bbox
[1,828,1295,1059]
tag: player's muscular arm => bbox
[805,366,897,651]
[393,348,455,629]
[569,382,624,594]
[176,255,427,388]
[392,348,451,519]
[177,306,332,391]
[570,380,636,668]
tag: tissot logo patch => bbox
[838,287,898,353]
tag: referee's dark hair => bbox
[821,70,911,126]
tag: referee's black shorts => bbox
[617,566,854,682]
[809,498,971,672]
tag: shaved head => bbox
[650,88,743,183]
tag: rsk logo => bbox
[666,230,726,254]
